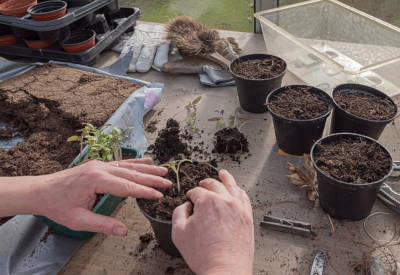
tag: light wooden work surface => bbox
[59,22,400,275]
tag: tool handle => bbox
[202,52,231,69]
[263,215,312,230]
[260,221,312,237]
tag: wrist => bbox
[0,175,48,216]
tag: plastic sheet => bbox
[0,59,163,275]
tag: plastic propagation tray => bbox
[37,147,142,240]
[0,7,140,65]
[255,0,400,97]
[0,0,118,31]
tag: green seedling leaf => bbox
[191,112,197,119]
[67,135,80,142]
[217,122,226,128]
[192,96,202,105]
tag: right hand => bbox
[172,169,254,275]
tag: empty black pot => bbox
[266,85,333,155]
[230,54,286,113]
[65,0,93,7]
[311,133,393,220]
[137,200,180,257]
[331,84,398,140]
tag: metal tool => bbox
[260,215,314,237]
[378,161,400,215]
[310,251,325,275]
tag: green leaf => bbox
[217,122,226,128]
[208,117,220,121]
[192,96,202,105]
[67,135,80,142]
[191,112,197,119]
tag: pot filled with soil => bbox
[28,0,67,21]
[137,160,218,256]
[311,133,393,220]
[266,85,333,155]
[229,54,286,113]
[61,29,96,53]
[331,84,398,140]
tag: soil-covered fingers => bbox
[66,208,128,236]
[95,175,163,199]
[199,178,229,195]
[218,169,240,197]
[108,166,172,189]
[112,162,168,177]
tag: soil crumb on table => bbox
[334,91,397,120]
[231,56,285,80]
[0,64,142,177]
[149,119,189,164]
[139,232,154,244]
[138,162,218,220]
[213,127,249,154]
[145,120,159,133]
[313,137,391,184]
[268,86,329,120]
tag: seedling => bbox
[161,159,193,193]
[209,107,247,129]
[67,123,132,162]
[185,96,202,132]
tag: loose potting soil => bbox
[213,127,249,154]
[268,87,329,120]
[231,56,285,80]
[313,137,391,184]
[137,161,218,220]
[334,91,397,120]
[149,119,189,164]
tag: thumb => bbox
[172,201,192,228]
[66,208,128,236]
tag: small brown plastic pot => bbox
[61,29,96,53]
[28,1,67,21]
[0,33,16,45]
[0,0,37,17]
[24,37,55,49]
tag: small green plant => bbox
[185,96,202,132]
[161,159,193,193]
[67,123,132,162]
[209,107,247,129]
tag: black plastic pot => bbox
[229,54,286,113]
[64,0,94,7]
[137,205,180,257]
[331,84,398,140]
[99,0,119,15]
[266,85,333,155]
[311,133,394,221]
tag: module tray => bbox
[0,0,118,32]
[0,7,140,65]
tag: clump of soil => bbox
[313,137,391,184]
[0,63,142,177]
[268,87,330,120]
[139,232,154,244]
[145,120,159,133]
[334,90,397,120]
[0,217,12,226]
[149,119,189,164]
[213,127,249,154]
[231,56,285,80]
[138,161,218,220]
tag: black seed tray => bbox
[0,0,118,32]
[0,8,140,66]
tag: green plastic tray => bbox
[37,147,141,240]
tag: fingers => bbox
[119,158,153,165]
[219,169,240,197]
[199,178,229,195]
[96,174,164,199]
[107,165,172,189]
[187,187,213,204]
[172,201,192,226]
[114,162,168,177]
[67,208,128,236]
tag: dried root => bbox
[287,154,318,201]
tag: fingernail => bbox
[159,166,168,173]
[155,191,163,198]
[112,226,127,236]
[164,179,172,186]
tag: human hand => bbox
[172,169,254,275]
[34,158,171,236]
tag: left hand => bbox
[32,158,170,236]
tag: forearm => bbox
[0,176,44,217]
